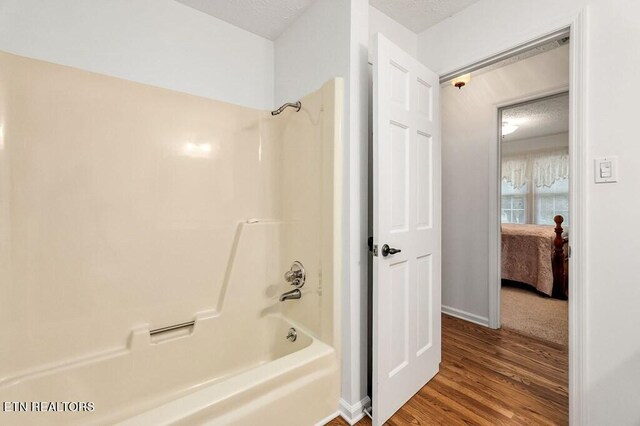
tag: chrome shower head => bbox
[271,101,301,116]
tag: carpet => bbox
[501,284,568,347]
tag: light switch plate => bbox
[594,156,618,183]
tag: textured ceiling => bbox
[175,0,317,40]
[370,0,481,33]
[502,94,569,142]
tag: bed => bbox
[501,215,568,299]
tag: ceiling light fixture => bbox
[502,122,519,136]
[451,73,471,89]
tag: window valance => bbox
[502,149,569,189]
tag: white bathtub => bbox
[0,313,338,425]
[0,54,343,426]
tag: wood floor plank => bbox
[432,374,515,420]
[326,314,568,426]
[443,336,568,399]
[444,325,568,377]
[439,359,568,424]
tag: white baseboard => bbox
[442,305,490,327]
[339,397,371,425]
[315,410,341,426]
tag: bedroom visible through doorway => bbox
[500,92,570,347]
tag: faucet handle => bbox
[284,270,302,282]
[284,261,305,289]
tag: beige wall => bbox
[275,81,339,344]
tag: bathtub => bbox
[0,53,343,426]
[0,313,338,425]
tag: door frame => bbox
[491,87,570,328]
[439,11,587,426]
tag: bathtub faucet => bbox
[279,289,302,302]
[284,261,306,288]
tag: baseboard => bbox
[442,305,490,327]
[315,410,341,426]
[339,397,371,425]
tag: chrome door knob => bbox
[381,244,401,257]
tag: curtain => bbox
[502,155,528,189]
[502,149,568,188]
[531,150,569,188]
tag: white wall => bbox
[417,0,586,75]
[440,45,568,324]
[275,0,371,419]
[502,132,569,156]
[420,1,640,424]
[368,6,417,58]
[0,0,274,109]
[273,0,351,107]
[347,0,370,417]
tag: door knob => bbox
[381,244,401,257]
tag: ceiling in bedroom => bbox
[369,0,481,33]
[175,0,481,40]
[174,0,317,40]
[502,94,569,143]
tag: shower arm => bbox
[271,101,301,116]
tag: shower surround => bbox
[0,51,342,425]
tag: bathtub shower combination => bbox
[0,52,342,425]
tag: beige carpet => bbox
[501,285,568,347]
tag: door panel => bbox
[372,33,441,426]
[390,123,409,231]
[416,254,433,355]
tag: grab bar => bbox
[149,320,195,336]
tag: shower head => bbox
[271,101,301,116]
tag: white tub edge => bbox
[116,338,335,425]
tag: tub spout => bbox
[279,289,301,302]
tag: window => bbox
[535,178,569,225]
[501,178,569,225]
[501,181,528,223]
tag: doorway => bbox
[438,25,582,425]
[362,20,585,426]
[439,33,571,328]
[499,92,570,347]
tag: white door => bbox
[372,33,441,426]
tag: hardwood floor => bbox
[326,314,568,426]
